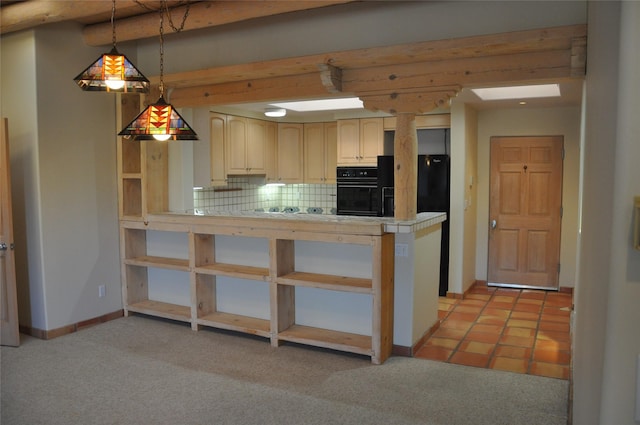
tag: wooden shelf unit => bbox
[119,216,394,364]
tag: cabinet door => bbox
[324,122,337,183]
[277,123,304,183]
[226,116,248,174]
[337,119,360,165]
[210,113,227,186]
[246,118,267,174]
[264,121,278,183]
[303,123,326,184]
[359,118,383,165]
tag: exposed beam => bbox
[168,72,334,108]
[343,50,576,94]
[82,0,358,46]
[152,24,586,90]
[361,88,461,115]
[158,24,586,114]
[318,63,343,94]
[0,1,180,35]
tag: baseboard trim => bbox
[446,280,485,300]
[448,280,574,298]
[392,319,441,357]
[19,310,124,340]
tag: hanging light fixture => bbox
[74,0,149,93]
[119,1,197,141]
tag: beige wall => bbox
[474,106,582,288]
[1,23,123,330]
[449,103,479,295]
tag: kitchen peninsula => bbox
[120,209,445,364]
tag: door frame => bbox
[1,117,20,346]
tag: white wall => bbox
[1,23,124,330]
[0,30,46,329]
[474,106,582,288]
[573,2,640,424]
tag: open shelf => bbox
[124,255,189,271]
[197,311,271,338]
[127,300,191,322]
[276,271,372,294]
[277,324,372,356]
[195,263,270,281]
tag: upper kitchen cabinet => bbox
[303,122,337,184]
[209,113,227,187]
[383,114,451,130]
[276,123,304,184]
[337,118,383,166]
[226,116,267,175]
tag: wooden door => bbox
[488,136,563,289]
[1,118,19,346]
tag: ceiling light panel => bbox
[271,97,363,112]
[471,84,561,100]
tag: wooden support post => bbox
[394,113,417,221]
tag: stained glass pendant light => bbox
[119,2,197,141]
[74,0,149,93]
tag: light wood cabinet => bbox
[303,122,337,184]
[276,123,304,184]
[120,215,394,364]
[337,118,383,166]
[209,113,227,186]
[383,113,451,130]
[226,116,267,175]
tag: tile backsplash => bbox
[193,177,337,213]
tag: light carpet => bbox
[1,315,569,425]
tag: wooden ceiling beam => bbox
[152,24,586,89]
[0,1,179,35]
[157,24,586,114]
[344,50,576,94]
[82,0,357,46]
[167,72,335,108]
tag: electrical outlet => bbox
[98,285,106,298]
[395,243,409,257]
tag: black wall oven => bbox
[336,166,379,216]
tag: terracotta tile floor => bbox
[415,283,572,380]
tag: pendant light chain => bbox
[134,0,192,97]
[111,0,117,49]
[158,7,165,97]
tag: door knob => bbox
[491,219,497,229]
[0,242,7,251]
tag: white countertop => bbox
[179,210,447,234]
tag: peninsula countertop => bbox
[140,210,447,235]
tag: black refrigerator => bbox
[418,155,450,297]
[377,154,451,296]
